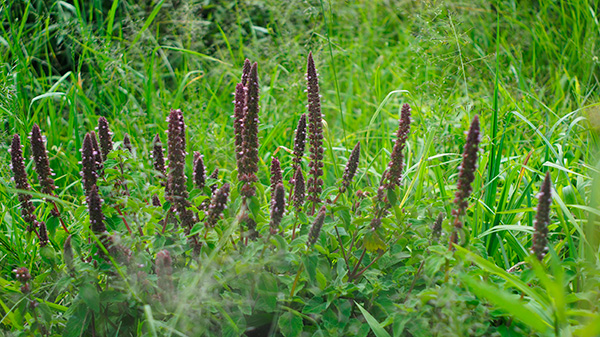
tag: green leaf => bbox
[278,311,303,337]
[355,302,391,337]
[461,274,551,333]
[79,283,100,314]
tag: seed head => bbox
[532,172,552,261]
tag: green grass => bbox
[1,0,599,336]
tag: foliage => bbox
[1,0,599,336]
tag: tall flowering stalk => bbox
[30,124,56,197]
[292,166,305,211]
[306,52,324,215]
[233,83,246,174]
[30,125,69,232]
[152,134,166,184]
[123,134,133,153]
[10,134,48,246]
[81,133,98,197]
[166,109,188,205]
[97,117,113,161]
[193,152,206,190]
[270,156,283,192]
[383,103,411,190]
[339,142,360,195]
[240,62,260,198]
[165,109,201,251]
[307,206,327,246]
[269,183,285,234]
[532,172,552,261]
[449,115,481,246]
[205,183,230,228]
[90,131,103,176]
[87,184,107,235]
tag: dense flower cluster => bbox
[240,62,260,198]
[532,172,552,261]
[308,206,327,246]
[293,166,305,211]
[123,134,133,153]
[270,156,283,192]
[306,53,324,214]
[87,184,107,234]
[205,183,230,228]
[233,82,246,171]
[81,133,98,197]
[97,117,113,160]
[291,114,307,178]
[269,183,285,234]
[450,115,480,245]
[340,142,360,194]
[166,109,189,205]
[30,124,56,196]
[193,151,206,190]
[384,103,411,189]
[152,134,166,183]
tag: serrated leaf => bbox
[363,230,386,253]
[278,311,303,337]
[79,283,100,313]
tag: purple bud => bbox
[270,156,283,192]
[152,134,166,184]
[239,62,260,198]
[81,133,97,197]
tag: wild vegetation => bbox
[1,0,599,336]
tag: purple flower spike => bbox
[532,172,552,261]
[152,134,166,184]
[340,142,360,194]
[450,115,481,245]
[30,124,56,196]
[306,52,324,214]
[270,183,286,234]
[97,117,113,161]
[384,103,411,189]
[270,156,283,192]
[193,151,206,190]
[240,62,260,198]
[205,183,230,228]
[308,206,327,246]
